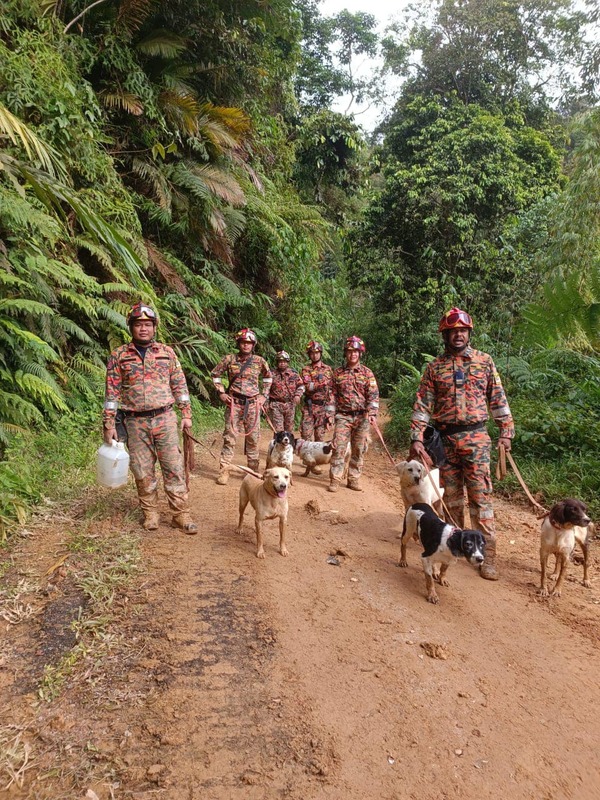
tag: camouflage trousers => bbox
[124,409,189,514]
[220,399,261,466]
[330,413,370,482]
[441,429,495,538]
[268,400,296,433]
[300,403,332,442]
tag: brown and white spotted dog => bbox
[539,499,593,598]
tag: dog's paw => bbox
[582,579,591,588]
[538,587,549,597]
[398,559,408,568]
[235,527,243,536]
[256,548,266,559]
[436,576,450,587]
[550,588,562,597]
[427,593,440,604]
[280,546,289,557]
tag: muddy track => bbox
[1,432,600,800]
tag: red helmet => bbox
[235,328,257,344]
[306,340,323,353]
[127,302,157,327]
[438,307,473,332]
[345,335,365,353]
[276,350,290,361]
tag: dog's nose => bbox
[475,555,484,564]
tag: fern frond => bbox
[136,29,188,58]
[159,90,200,136]
[115,0,155,35]
[99,89,144,116]
[145,241,189,294]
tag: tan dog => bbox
[539,498,593,597]
[396,459,444,515]
[236,467,291,559]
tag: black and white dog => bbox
[266,431,295,473]
[399,503,485,604]
[294,438,333,477]
[294,439,351,477]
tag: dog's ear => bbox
[395,461,407,475]
[550,501,567,526]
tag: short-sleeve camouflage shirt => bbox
[269,367,304,403]
[300,362,335,403]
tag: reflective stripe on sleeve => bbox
[412,410,431,423]
[212,378,224,387]
[104,401,119,410]
[491,405,511,419]
[177,394,190,404]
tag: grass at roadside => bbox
[0,398,223,543]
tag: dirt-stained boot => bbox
[138,490,160,531]
[247,459,260,474]
[347,478,363,492]
[172,513,199,535]
[328,479,341,493]
[480,534,499,581]
[311,466,323,475]
[216,463,229,485]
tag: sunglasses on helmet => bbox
[444,310,472,328]
[130,305,157,320]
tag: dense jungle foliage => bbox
[0,0,599,533]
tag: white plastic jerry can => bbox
[96,441,130,488]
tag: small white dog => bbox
[395,459,444,515]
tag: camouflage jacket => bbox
[211,353,272,398]
[269,367,304,403]
[300,362,335,404]
[333,363,379,414]
[410,346,514,441]
[103,341,191,427]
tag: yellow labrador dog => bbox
[236,467,291,559]
[396,459,444,515]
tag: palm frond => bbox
[0,102,67,181]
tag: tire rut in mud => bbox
[119,559,335,798]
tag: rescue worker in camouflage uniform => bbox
[267,351,304,432]
[103,303,198,534]
[328,336,379,493]
[409,307,514,581]
[300,341,335,443]
[211,328,272,485]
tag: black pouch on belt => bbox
[423,424,446,467]
[115,409,128,445]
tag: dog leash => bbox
[262,408,278,434]
[496,444,548,516]
[183,428,219,490]
[370,418,397,467]
[420,458,460,528]
[232,464,263,478]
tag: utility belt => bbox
[308,398,328,405]
[338,408,367,417]
[123,403,173,419]
[231,392,258,406]
[269,397,291,405]
[438,421,486,436]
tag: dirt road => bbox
[2,433,600,799]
